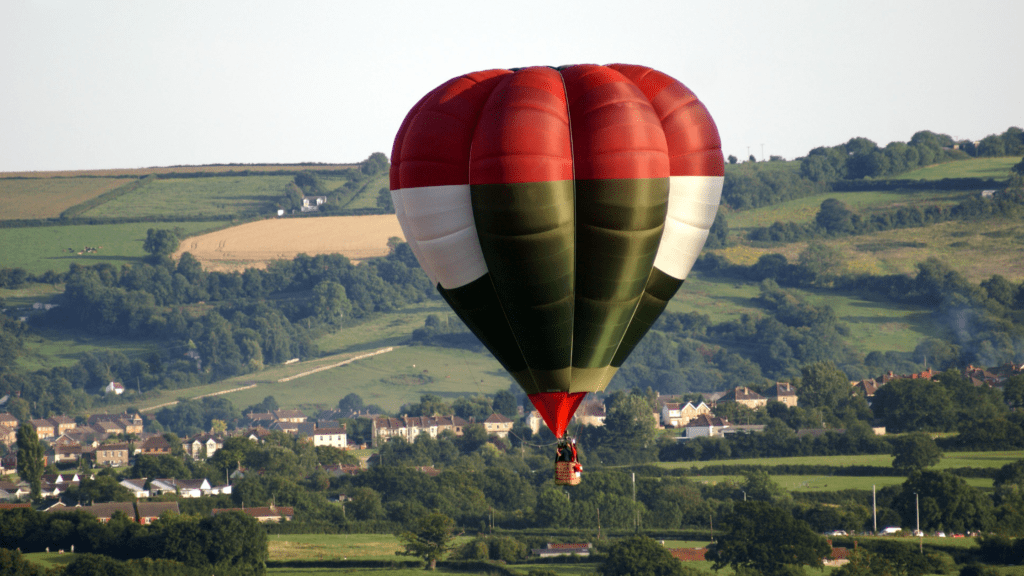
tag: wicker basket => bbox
[555,461,581,485]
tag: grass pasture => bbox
[712,215,1024,284]
[19,328,156,372]
[666,273,939,354]
[894,156,1023,180]
[725,189,971,233]
[0,220,230,275]
[268,534,414,561]
[219,344,510,414]
[98,302,510,414]
[658,450,1023,473]
[0,177,134,220]
[22,552,79,569]
[80,175,292,219]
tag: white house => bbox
[150,478,211,498]
[104,381,125,395]
[119,478,150,498]
[661,401,711,428]
[312,426,347,448]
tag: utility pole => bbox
[632,472,638,533]
[873,485,877,533]
[915,492,922,554]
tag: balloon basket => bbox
[555,461,581,486]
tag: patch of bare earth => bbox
[173,215,405,272]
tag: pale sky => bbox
[2,1,1022,172]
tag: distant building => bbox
[372,415,468,447]
[717,387,767,410]
[312,426,347,448]
[684,414,732,438]
[483,414,513,438]
[764,382,798,407]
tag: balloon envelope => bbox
[390,64,723,438]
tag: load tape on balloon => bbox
[390,64,724,438]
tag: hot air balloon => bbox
[390,64,723,477]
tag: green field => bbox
[726,189,972,233]
[18,328,157,372]
[0,220,233,274]
[0,177,134,220]
[658,450,1023,472]
[666,273,939,354]
[895,156,1023,180]
[81,175,292,219]
[713,212,1024,284]
[688,474,992,492]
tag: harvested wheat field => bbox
[174,215,405,272]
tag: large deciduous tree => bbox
[16,423,45,499]
[894,470,994,533]
[143,228,180,260]
[397,511,458,570]
[891,432,942,472]
[599,535,694,576]
[708,501,830,576]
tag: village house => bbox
[372,415,468,447]
[151,478,212,498]
[526,411,545,435]
[139,435,172,455]
[575,401,607,427]
[661,401,712,428]
[300,196,326,212]
[0,413,18,429]
[120,478,150,498]
[93,442,131,467]
[764,382,798,407]
[312,426,347,448]
[182,434,224,460]
[104,381,125,395]
[483,414,514,438]
[684,414,732,438]
[47,415,76,435]
[136,501,180,524]
[29,418,57,438]
[88,412,143,435]
[78,502,136,523]
[716,387,768,410]
[274,409,307,423]
[91,421,125,436]
[0,425,15,446]
[50,444,84,464]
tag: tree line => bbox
[0,507,267,576]
[748,186,1024,243]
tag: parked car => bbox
[881,527,903,535]
[827,530,847,536]
[935,532,946,538]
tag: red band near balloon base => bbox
[528,391,588,439]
